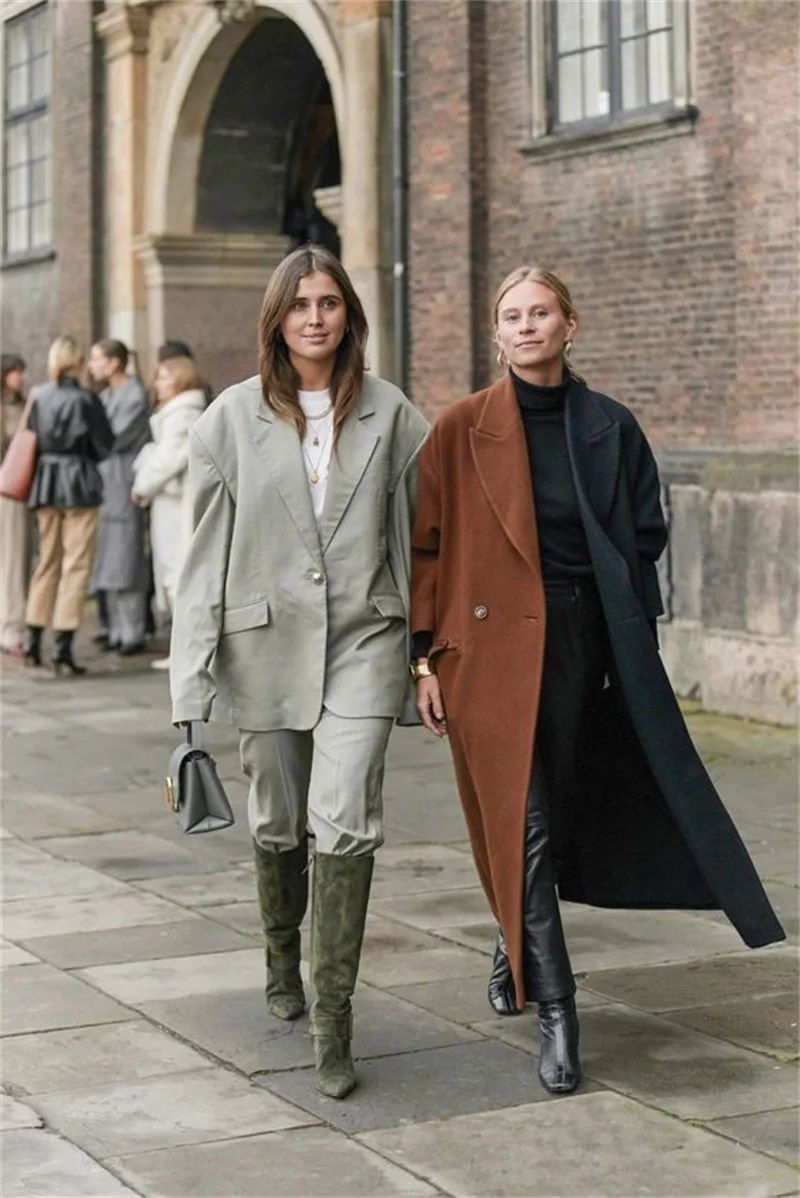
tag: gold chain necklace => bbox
[302,426,332,485]
[306,405,333,446]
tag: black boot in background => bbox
[52,630,86,677]
[22,625,43,667]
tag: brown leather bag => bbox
[0,390,38,502]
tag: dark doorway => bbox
[196,15,341,255]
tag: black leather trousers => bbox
[522,578,609,1004]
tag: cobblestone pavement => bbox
[1,630,798,1197]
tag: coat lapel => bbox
[318,388,379,554]
[565,380,621,527]
[470,376,540,577]
[251,393,322,565]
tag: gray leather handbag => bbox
[164,721,235,834]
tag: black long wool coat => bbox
[411,376,785,1006]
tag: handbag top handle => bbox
[187,720,206,750]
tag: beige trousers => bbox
[26,507,99,631]
[240,710,393,857]
[0,497,30,649]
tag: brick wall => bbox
[407,0,799,452]
[0,0,101,384]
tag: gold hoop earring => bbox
[496,347,508,368]
[564,339,573,357]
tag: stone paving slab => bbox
[432,920,497,955]
[560,905,745,973]
[371,888,493,931]
[1,1128,139,1197]
[581,948,800,1010]
[580,1005,800,1119]
[1,1094,42,1130]
[764,882,800,939]
[389,976,501,1025]
[19,916,255,970]
[0,940,40,968]
[2,889,194,941]
[2,1020,214,1094]
[31,1067,317,1158]
[108,1125,442,1197]
[1,963,132,1036]
[36,830,231,880]
[76,947,266,1005]
[358,1090,800,1197]
[135,868,257,907]
[260,1039,559,1133]
[142,984,478,1077]
[1,840,125,901]
[362,914,459,957]
[359,944,490,989]
[371,844,481,899]
[0,791,131,838]
[665,991,799,1058]
[199,900,265,936]
[706,1106,800,1167]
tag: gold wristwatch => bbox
[410,658,435,681]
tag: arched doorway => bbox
[137,4,348,390]
[196,16,341,255]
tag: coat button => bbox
[310,571,325,585]
[473,604,488,620]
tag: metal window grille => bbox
[3,3,52,259]
[552,0,676,129]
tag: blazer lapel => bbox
[318,389,379,554]
[565,380,620,526]
[251,394,322,565]
[470,376,541,577]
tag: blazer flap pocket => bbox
[372,593,406,619]
[222,599,270,635]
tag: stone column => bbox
[95,2,151,354]
[340,1,393,379]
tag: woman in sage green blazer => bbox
[170,246,429,1100]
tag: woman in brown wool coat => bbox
[409,265,784,1096]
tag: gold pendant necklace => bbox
[302,427,331,485]
[307,405,333,447]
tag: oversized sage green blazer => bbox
[170,374,429,730]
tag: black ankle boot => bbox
[487,930,521,1015]
[538,996,581,1094]
[52,630,86,677]
[22,625,43,667]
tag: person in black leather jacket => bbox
[23,336,113,674]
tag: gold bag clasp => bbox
[164,776,179,812]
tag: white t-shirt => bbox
[298,388,334,523]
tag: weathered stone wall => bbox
[660,455,798,726]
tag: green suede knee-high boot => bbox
[253,839,308,1021]
[309,852,374,1099]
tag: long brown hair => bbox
[258,245,368,445]
[492,266,585,383]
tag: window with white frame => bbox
[546,0,690,131]
[3,3,52,259]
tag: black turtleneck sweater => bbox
[512,370,593,581]
[410,372,594,661]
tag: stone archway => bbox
[97,0,391,387]
[136,4,351,388]
[149,1,346,239]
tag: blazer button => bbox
[473,604,488,620]
[310,571,325,585]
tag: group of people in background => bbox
[0,338,209,675]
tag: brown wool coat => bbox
[411,376,784,1007]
